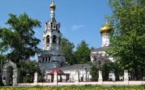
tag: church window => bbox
[53,35,57,44]
[45,57,47,62]
[46,35,50,44]
[53,25,56,29]
[43,57,45,62]
[50,23,53,29]
[59,37,61,45]
[56,26,57,30]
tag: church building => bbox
[90,22,115,80]
[38,0,114,82]
[90,22,113,63]
[38,1,92,82]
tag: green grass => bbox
[0,85,145,90]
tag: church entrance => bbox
[2,60,18,86]
[7,66,13,85]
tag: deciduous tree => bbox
[107,0,145,80]
[61,37,75,65]
[18,60,40,83]
[74,40,91,64]
[0,13,41,63]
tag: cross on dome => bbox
[50,0,56,10]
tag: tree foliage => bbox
[89,63,98,81]
[0,13,41,63]
[61,37,75,65]
[107,0,145,79]
[0,55,7,70]
[61,38,91,65]
[90,57,112,81]
[74,40,91,64]
[18,60,41,83]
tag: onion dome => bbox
[100,22,112,34]
[50,0,56,10]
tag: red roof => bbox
[49,68,64,74]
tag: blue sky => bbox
[0,0,112,50]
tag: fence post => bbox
[124,70,129,85]
[53,71,58,85]
[98,70,103,85]
[34,72,38,85]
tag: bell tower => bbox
[38,0,65,69]
[43,0,61,51]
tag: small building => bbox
[45,64,91,82]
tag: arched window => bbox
[46,35,50,44]
[59,37,61,45]
[49,56,50,62]
[53,35,57,44]
[43,57,44,62]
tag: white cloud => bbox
[72,25,85,31]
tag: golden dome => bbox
[50,1,56,9]
[100,22,112,34]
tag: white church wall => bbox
[62,69,91,82]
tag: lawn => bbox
[0,85,145,90]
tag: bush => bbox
[23,76,30,83]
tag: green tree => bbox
[0,55,6,70]
[110,61,123,81]
[0,13,41,63]
[90,58,112,81]
[61,37,75,65]
[74,40,91,64]
[102,59,111,81]
[107,0,145,80]
[89,63,98,81]
[18,60,41,83]
[0,36,8,71]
